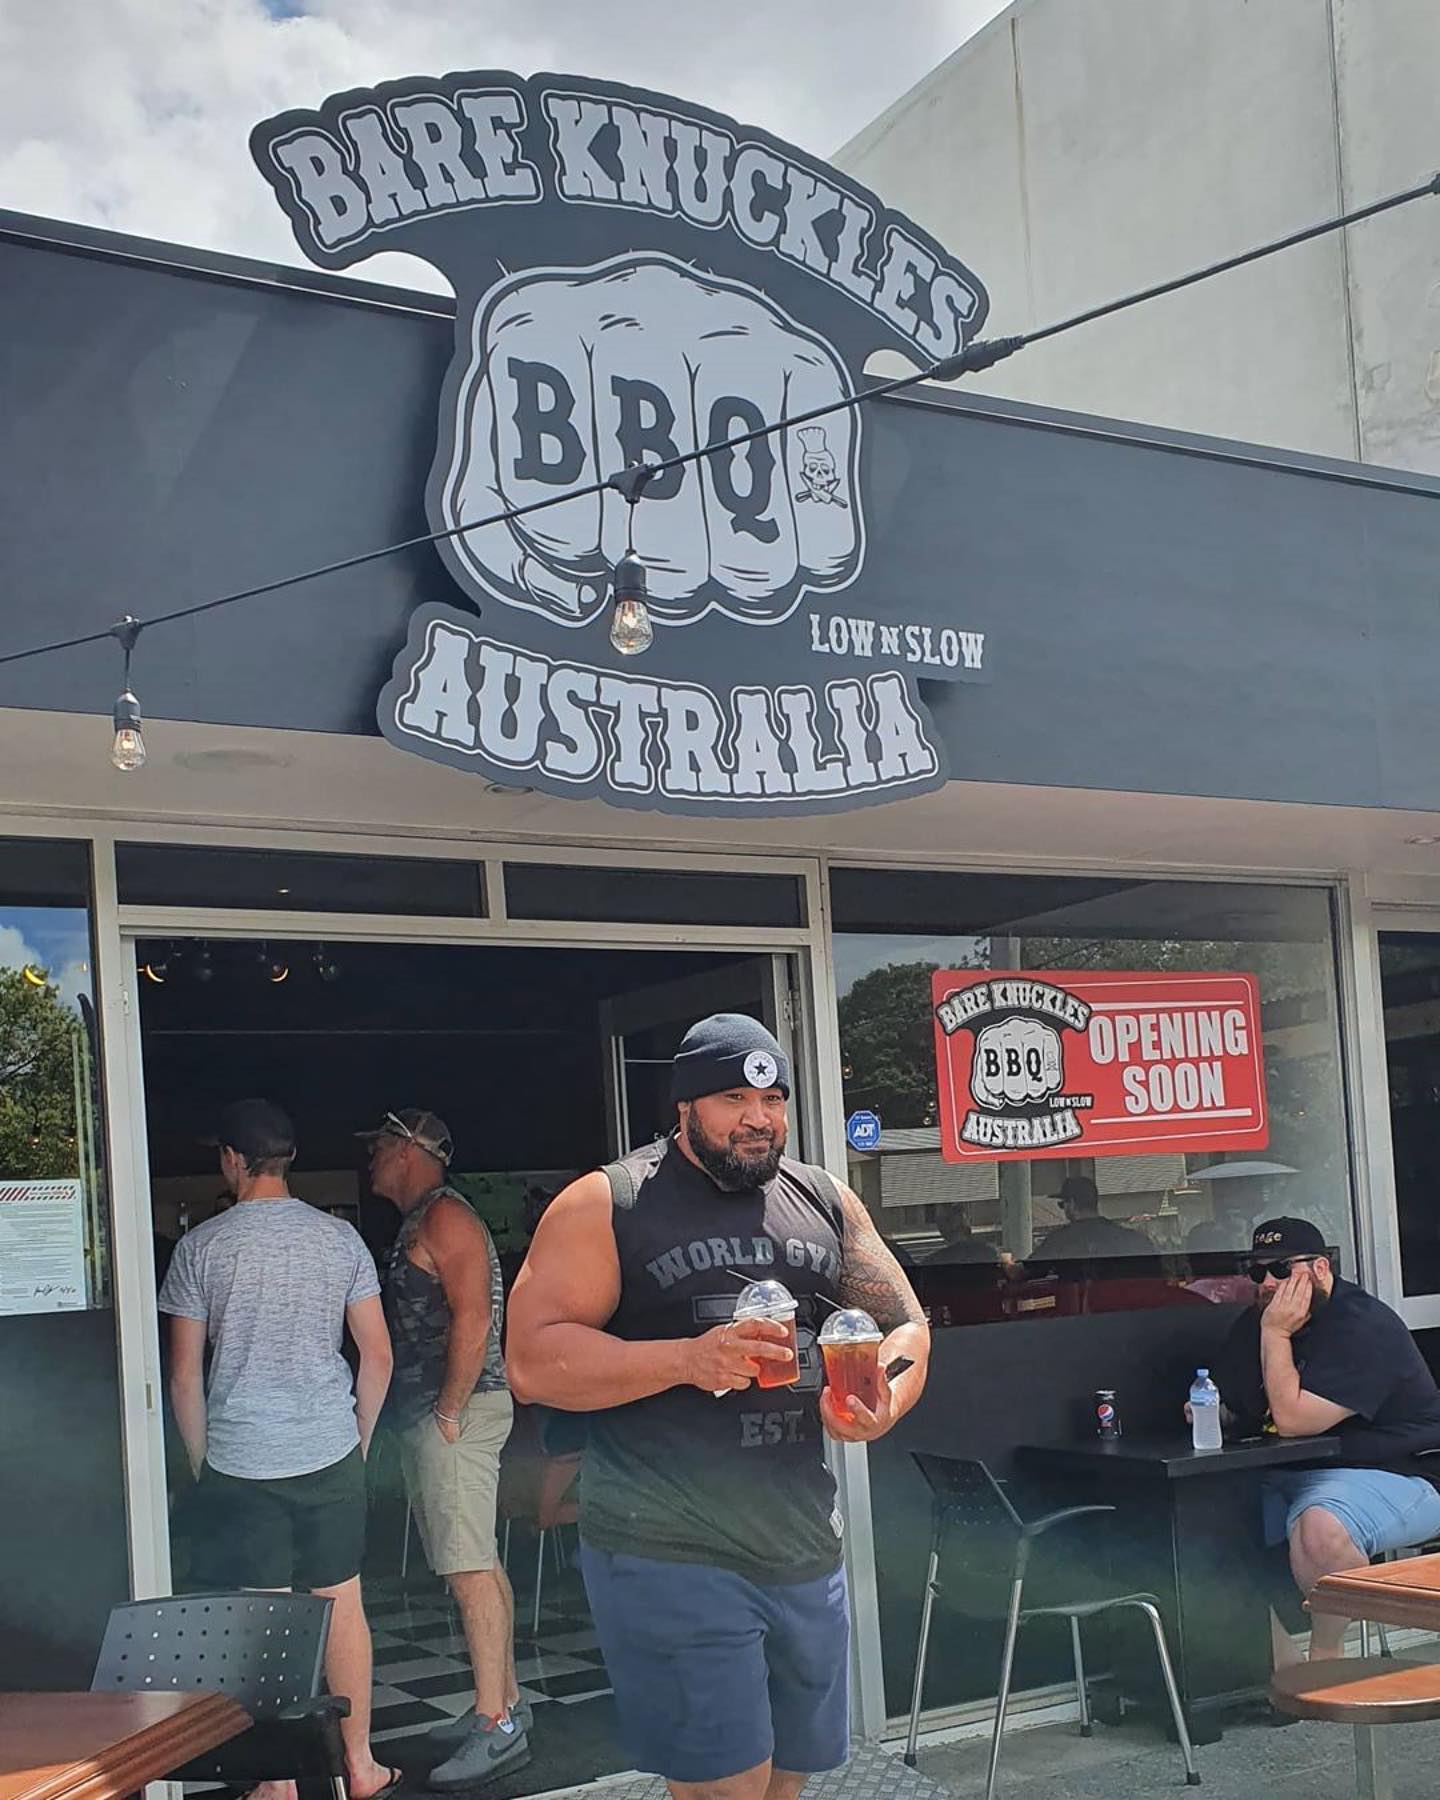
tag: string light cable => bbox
[0,167,1434,743]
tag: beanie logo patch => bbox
[743,1050,780,1090]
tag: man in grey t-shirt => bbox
[159,1099,400,1800]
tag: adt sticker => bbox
[846,1110,882,1152]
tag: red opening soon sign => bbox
[931,969,1270,1163]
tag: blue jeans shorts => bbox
[580,1544,850,1784]
[1263,1467,1440,1557]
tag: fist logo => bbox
[439,254,862,629]
[970,1018,1064,1111]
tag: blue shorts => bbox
[1263,1468,1440,1558]
[580,1545,850,1783]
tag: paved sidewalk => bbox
[913,1703,1440,1800]
[532,1737,952,1797]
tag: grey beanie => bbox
[671,1013,791,1103]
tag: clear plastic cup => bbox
[733,1278,800,1390]
[819,1307,884,1422]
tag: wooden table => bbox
[1018,1434,1341,1738]
[0,1692,251,1800]
[1310,1551,1440,1631]
[1291,1552,1440,1800]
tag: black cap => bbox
[212,1098,296,1162]
[670,1013,791,1104]
[1251,1217,1327,1259]
[1059,1175,1098,1208]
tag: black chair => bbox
[92,1593,349,1800]
[902,1453,1199,1798]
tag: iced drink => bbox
[733,1278,800,1390]
[819,1308,883,1423]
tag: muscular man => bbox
[160,1099,397,1800]
[1211,1217,1440,1661]
[363,1109,528,1788]
[507,1013,930,1800]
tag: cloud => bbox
[0,0,1007,289]
[0,924,89,1014]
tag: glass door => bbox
[1377,929,1440,1313]
[599,956,796,1157]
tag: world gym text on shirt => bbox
[251,73,993,815]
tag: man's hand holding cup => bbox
[683,1317,794,1395]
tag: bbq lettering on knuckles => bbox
[250,73,995,815]
[445,259,861,629]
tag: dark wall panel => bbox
[3,222,1440,812]
[0,1311,129,1687]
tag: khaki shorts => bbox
[399,1389,513,1575]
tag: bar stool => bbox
[903,1452,1200,1799]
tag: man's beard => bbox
[685,1113,786,1192]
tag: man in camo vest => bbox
[364,1109,528,1789]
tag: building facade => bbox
[5,62,1440,1784]
[838,0,1440,474]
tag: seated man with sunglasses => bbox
[1212,1217,1440,1660]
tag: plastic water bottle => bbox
[1190,1369,1223,1451]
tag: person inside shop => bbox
[362,1109,527,1789]
[158,1099,400,1800]
[506,1012,930,1800]
[1033,1174,1155,1258]
[922,1203,1001,1265]
[1209,1217,1440,1662]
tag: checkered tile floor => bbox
[367,1561,615,1750]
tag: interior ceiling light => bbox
[313,946,340,983]
[21,964,48,987]
[192,944,214,984]
[141,962,167,984]
[257,943,289,984]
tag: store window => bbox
[0,835,127,1690]
[0,838,111,1311]
[831,870,1354,1318]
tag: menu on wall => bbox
[931,969,1269,1164]
[0,1178,87,1314]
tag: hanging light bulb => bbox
[608,550,653,656]
[29,1117,42,1149]
[111,691,147,771]
[108,616,147,771]
[21,965,48,988]
[312,946,340,984]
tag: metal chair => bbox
[902,1452,1200,1798]
[92,1592,348,1800]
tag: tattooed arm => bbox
[822,1182,931,1443]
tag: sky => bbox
[0,912,92,1014]
[0,0,1009,291]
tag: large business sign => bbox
[251,73,992,813]
[931,970,1270,1163]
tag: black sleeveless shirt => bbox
[578,1136,846,1585]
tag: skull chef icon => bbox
[793,428,848,509]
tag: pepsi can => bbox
[1095,1390,1121,1439]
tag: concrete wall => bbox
[837,0,1440,474]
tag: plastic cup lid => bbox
[819,1307,883,1345]
[734,1278,798,1320]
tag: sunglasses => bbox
[380,1111,454,1162]
[1247,1252,1330,1284]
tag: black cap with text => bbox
[1251,1217,1327,1260]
